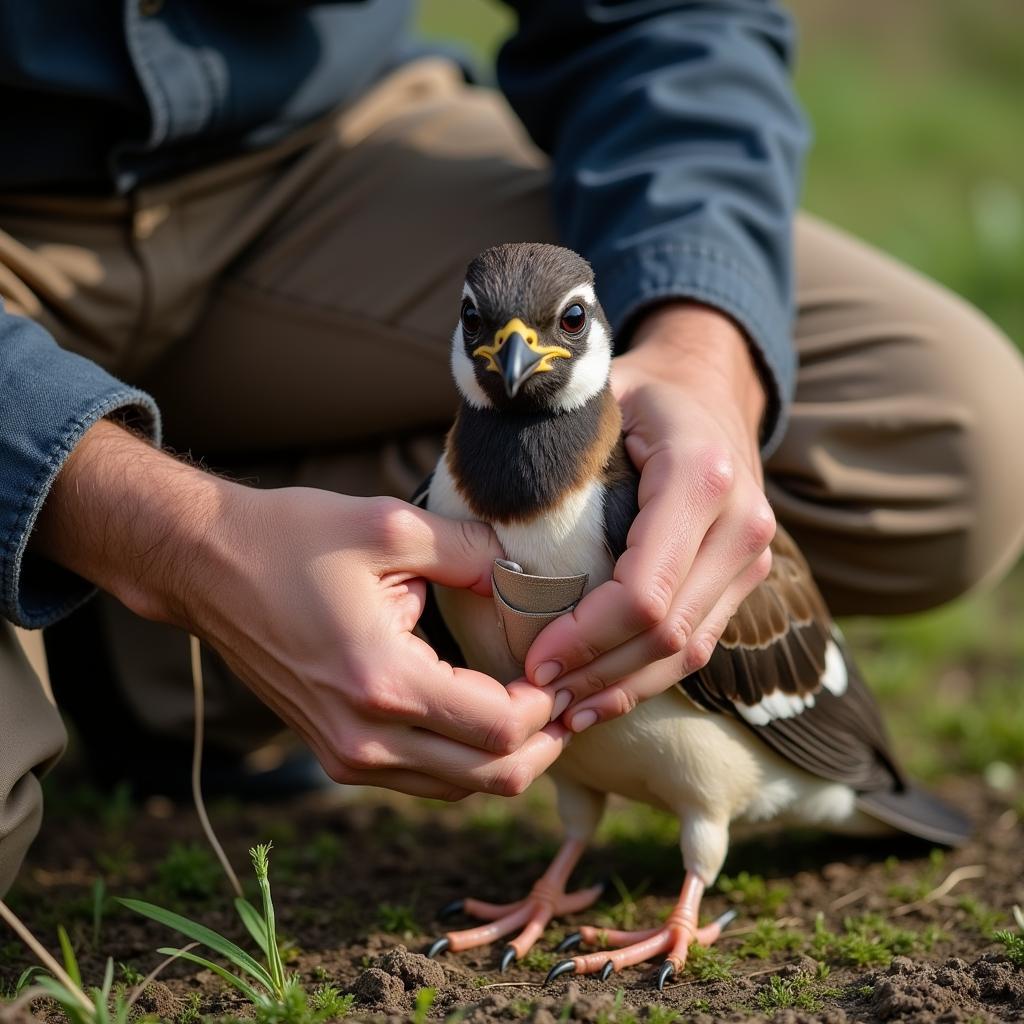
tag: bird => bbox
[414,242,970,989]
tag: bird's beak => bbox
[474,318,571,398]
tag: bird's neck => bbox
[446,387,623,525]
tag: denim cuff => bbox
[595,241,797,459]
[1,318,161,628]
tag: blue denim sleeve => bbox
[0,304,160,628]
[498,0,809,454]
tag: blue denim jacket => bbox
[0,0,807,628]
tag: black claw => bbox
[544,959,577,986]
[555,931,583,953]
[656,961,675,992]
[426,937,450,959]
[600,960,615,982]
[499,945,517,973]
[437,898,464,920]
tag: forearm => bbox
[29,418,234,629]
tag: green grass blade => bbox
[250,844,285,994]
[57,925,82,988]
[34,976,94,1024]
[100,957,114,999]
[91,878,106,948]
[118,898,274,990]
[234,897,270,957]
[155,947,267,1005]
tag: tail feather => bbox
[857,785,972,847]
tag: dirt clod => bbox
[353,966,407,1007]
[374,944,448,992]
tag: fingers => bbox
[525,446,728,681]
[362,498,503,595]
[555,550,773,732]
[322,720,573,798]
[540,523,772,706]
[364,632,558,754]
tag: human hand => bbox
[33,421,568,800]
[523,303,775,731]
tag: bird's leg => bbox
[427,836,604,970]
[546,871,736,990]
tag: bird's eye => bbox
[461,300,482,340]
[560,303,587,335]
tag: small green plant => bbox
[810,911,939,967]
[685,942,735,981]
[643,1008,678,1024]
[0,912,179,1024]
[120,843,337,1024]
[375,902,419,935]
[993,905,1024,967]
[886,848,946,902]
[754,971,839,1013]
[116,962,144,987]
[177,990,203,1024]
[308,984,355,1018]
[156,843,224,901]
[958,896,1003,938]
[411,987,436,1024]
[520,947,557,971]
[717,872,790,916]
[736,917,804,958]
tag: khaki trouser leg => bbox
[0,624,65,895]
[1,58,1023,890]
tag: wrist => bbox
[30,418,239,629]
[616,302,766,442]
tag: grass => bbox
[993,906,1024,968]
[716,872,791,917]
[119,843,341,1024]
[754,971,841,1013]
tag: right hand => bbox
[183,487,571,801]
[32,421,569,802]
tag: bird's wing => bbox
[601,466,904,794]
[410,472,468,668]
[682,525,905,792]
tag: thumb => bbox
[372,499,504,595]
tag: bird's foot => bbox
[545,910,735,989]
[427,881,605,969]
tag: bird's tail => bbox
[857,785,972,847]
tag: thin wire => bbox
[190,634,243,899]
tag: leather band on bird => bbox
[491,559,588,666]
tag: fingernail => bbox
[570,709,599,733]
[533,661,562,687]
[549,689,573,723]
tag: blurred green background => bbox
[417,0,1024,787]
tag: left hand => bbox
[524,302,776,731]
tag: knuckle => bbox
[683,634,716,674]
[610,688,639,718]
[752,547,774,582]
[341,737,388,772]
[656,610,695,657]
[625,581,671,630]
[494,761,534,798]
[369,497,421,550]
[358,676,406,717]
[579,667,608,695]
[485,716,526,756]
[698,448,735,502]
[741,502,777,553]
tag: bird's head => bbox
[451,243,613,414]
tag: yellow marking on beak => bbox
[472,317,572,374]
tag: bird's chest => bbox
[428,456,614,682]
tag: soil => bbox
[1,773,1021,1024]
